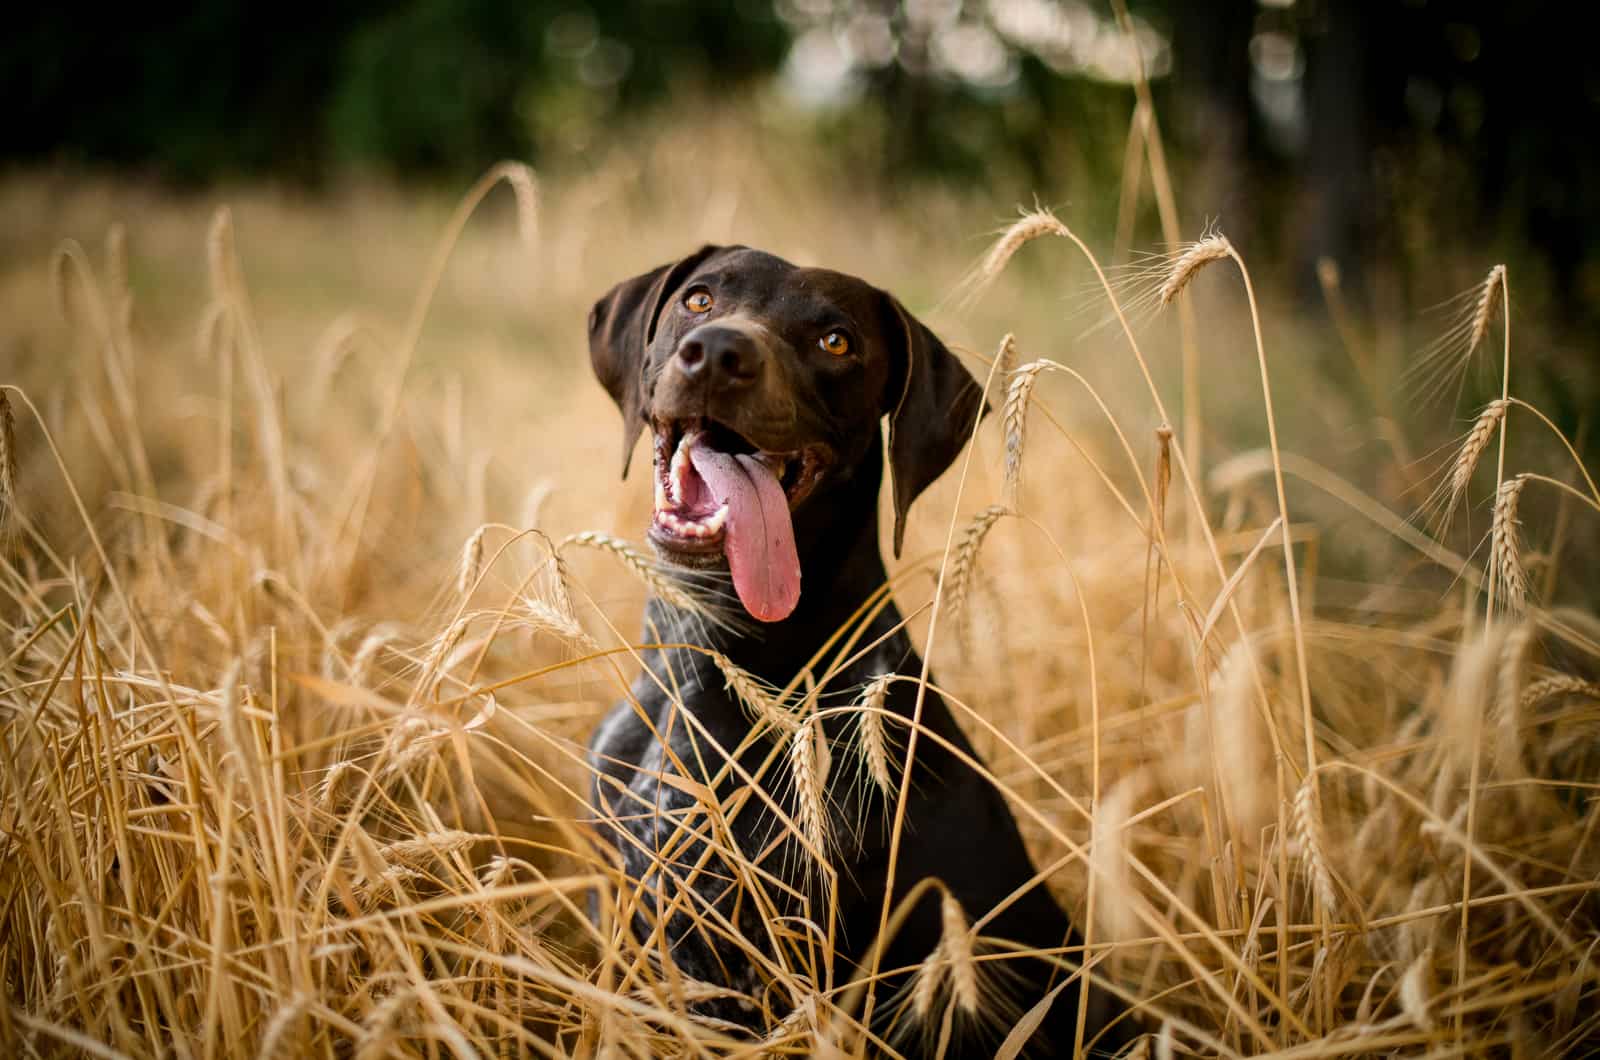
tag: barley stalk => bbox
[946,505,1007,653]
[1159,235,1231,306]
[1492,474,1530,614]
[855,675,895,798]
[1003,362,1047,504]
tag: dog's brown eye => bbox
[819,331,850,356]
[684,289,714,314]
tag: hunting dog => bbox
[585,246,1133,1056]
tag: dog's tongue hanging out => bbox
[688,445,801,622]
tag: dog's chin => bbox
[646,522,729,569]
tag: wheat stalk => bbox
[1092,779,1139,941]
[259,992,313,1060]
[1494,623,1532,774]
[355,990,413,1060]
[1159,235,1231,305]
[1468,265,1507,354]
[977,209,1069,289]
[351,626,406,685]
[1399,948,1436,1031]
[457,525,489,597]
[1491,474,1530,614]
[854,675,896,798]
[1520,675,1600,708]
[206,206,238,302]
[1003,361,1047,503]
[0,390,16,528]
[562,530,709,617]
[488,161,541,248]
[945,505,1008,652]
[1293,775,1340,917]
[1447,400,1508,511]
[709,650,793,732]
[380,830,477,869]
[216,659,256,779]
[791,715,831,864]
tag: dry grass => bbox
[2,100,1599,1060]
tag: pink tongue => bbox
[688,446,801,622]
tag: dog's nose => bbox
[676,325,762,389]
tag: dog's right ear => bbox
[588,245,723,478]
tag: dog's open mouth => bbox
[648,418,828,623]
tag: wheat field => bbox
[2,111,1598,1058]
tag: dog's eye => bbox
[684,289,714,314]
[819,331,850,356]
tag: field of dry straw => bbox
[1,117,1598,1058]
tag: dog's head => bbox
[588,245,983,622]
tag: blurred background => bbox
[4,0,1598,600]
[10,0,1600,318]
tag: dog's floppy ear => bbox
[588,245,723,477]
[882,295,987,557]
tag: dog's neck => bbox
[645,438,901,686]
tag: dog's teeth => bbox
[703,504,728,534]
[654,467,668,512]
[669,433,696,505]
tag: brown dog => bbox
[586,246,1134,1056]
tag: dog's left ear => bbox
[882,296,987,557]
[589,244,724,478]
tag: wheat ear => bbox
[562,531,708,616]
[380,830,477,869]
[259,992,313,1060]
[790,715,831,864]
[1293,775,1340,917]
[457,525,489,596]
[710,651,794,733]
[1521,675,1600,708]
[1468,265,1507,354]
[1159,235,1231,305]
[1492,474,1530,614]
[1447,400,1508,510]
[0,390,16,527]
[854,675,896,798]
[1003,362,1048,503]
[946,505,1008,651]
[978,210,1070,288]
